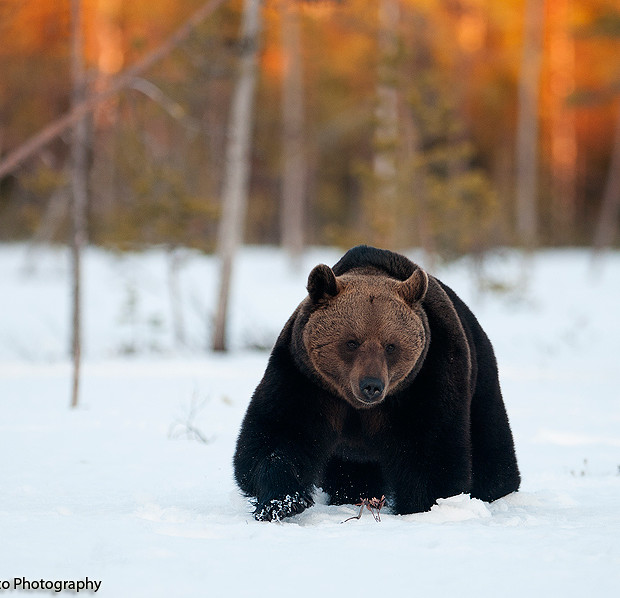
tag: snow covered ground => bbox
[1,243,619,597]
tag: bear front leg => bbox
[388,471,436,514]
[385,442,472,515]
[254,491,314,522]
[234,428,321,522]
[247,449,315,521]
[233,343,332,521]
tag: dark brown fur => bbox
[233,246,520,521]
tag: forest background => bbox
[1,0,620,258]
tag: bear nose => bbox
[360,377,385,401]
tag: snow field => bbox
[1,244,619,597]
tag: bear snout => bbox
[359,377,385,403]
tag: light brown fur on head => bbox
[302,265,429,409]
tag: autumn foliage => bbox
[0,0,619,254]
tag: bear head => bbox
[300,264,429,409]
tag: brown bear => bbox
[233,245,520,521]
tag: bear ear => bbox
[307,264,340,303]
[396,268,428,305]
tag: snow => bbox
[1,244,619,597]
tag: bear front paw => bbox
[254,492,314,522]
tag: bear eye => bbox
[385,343,397,355]
[346,340,360,351]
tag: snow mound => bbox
[416,493,492,522]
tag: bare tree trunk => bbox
[372,0,400,248]
[70,0,88,409]
[168,247,187,348]
[515,0,545,248]
[402,107,435,269]
[548,0,577,243]
[23,187,69,273]
[212,0,262,352]
[280,0,306,264]
[593,101,620,250]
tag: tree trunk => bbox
[515,0,545,248]
[280,0,306,264]
[593,101,620,250]
[70,0,89,409]
[548,0,577,243]
[23,187,69,273]
[212,0,263,352]
[168,247,187,348]
[402,104,434,263]
[372,0,400,248]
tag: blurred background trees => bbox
[1,0,620,259]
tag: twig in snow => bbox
[169,394,211,444]
[342,495,386,523]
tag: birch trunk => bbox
[212,0,262,352]
[70,0,88,408]
[593,102,620,250]
[548,0,577,242]
[280,0,306,264]
[515,0,545,248]
[372,0,400,248]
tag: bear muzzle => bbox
[356,376,386,406]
